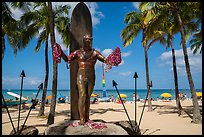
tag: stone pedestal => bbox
[44,120,132,135]
[10,125,38,135]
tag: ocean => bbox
[2,88,202,104]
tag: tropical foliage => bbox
[3,2,71,123]
[20,2,70,119]
[121,9,168,111]
[190,31,202,54]
[122,2,201,123]
[2,2,31,59]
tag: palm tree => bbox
[175,2,202,124]
[190,30,202,54]
[121,11,152,111]
[167,34,184,115]
[47,2,57,125]
[140,2,184,115]
[2,2,30,59]
[189,2,202,54]
[20,2,70,117]
[121,10,167,111]
[145,2,202,123]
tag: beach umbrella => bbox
[196,92,202,97]
[46,95,52,100]
[160,93,172,98]
[91,93,99,97]
[117,94,127,98]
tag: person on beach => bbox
[53,34,121,125]
[65,96,69,104]
[111,95,114,102]
[132,93,135,101]
[45,99,49,104]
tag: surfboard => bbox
[7,91,27,100]
[70,2,92,120]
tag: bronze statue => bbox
[53,34,121,125]
[54,34,106,125]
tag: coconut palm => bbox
[189,2,202,54]
[47,2,57,125]
[139,2,184,115]
[121,11,152,111]
[165,2,201,124]
[20,2,70,117]
[121,9,168,111]
[143,2,202,123]
[190,30,202,54]
[178,3,201,123]
[2,2,30,59]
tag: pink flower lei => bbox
[105,47,122,71]
[53,43,62,63]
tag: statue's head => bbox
[83,34,92,48]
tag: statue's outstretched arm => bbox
[95,50,107,63]
[67,50,78,64]
[53,43,75,63]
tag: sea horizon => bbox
[2,88,202,104]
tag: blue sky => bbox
[2,2,202,90]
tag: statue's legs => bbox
[78,82,87,125]
[85,83,94,122]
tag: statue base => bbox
[44,119,141,135]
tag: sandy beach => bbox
[2,99,202,135]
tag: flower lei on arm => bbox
[67,51,77,64]
[53,43,62,63]
[105,47,122,72]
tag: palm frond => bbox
[36,30,48,53]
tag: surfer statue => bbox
[53,34,121,125]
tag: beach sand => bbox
[2,99,202,135]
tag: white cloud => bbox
[96,48,112,68]
[132,2,140,10]
[9,2,104,52]
[53,2,105,51]
[9,2,103,27]
[87,2,105,27]
[2,76,42,87]
[95,48,126,68]
[102,49,113,57]
[119,60,124,66]
[2,77,20,86]
[122,51,131,57]
[119,71,131,76]
[52,2,104,27]
[158,47,202,76]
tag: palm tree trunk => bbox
[176,10,201,124]
[169,38,183,115]
[38,37,49,116]
[2,30,5,59]
[144,45,152,111]
[47,2,58,125]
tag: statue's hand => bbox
[67,50,78,64]
[104,63,112,72]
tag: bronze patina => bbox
[61,34,107,125]
[70,2,92,120]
